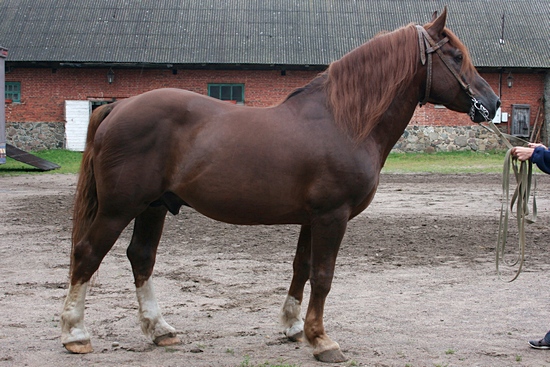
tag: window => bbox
[5,82,20,102]
[90,99,114,111]
[208,84,244,104]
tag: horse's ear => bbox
[429,7,447,34]
[431,11,438,22]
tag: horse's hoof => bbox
[154,333,181,347]
[314,348,348,363]
[64,340,93,354]
[285,326,304,342]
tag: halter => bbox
[415,25,490,121]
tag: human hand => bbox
[511,146,535,161]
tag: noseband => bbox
[416,25,490,121]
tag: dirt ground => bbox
[2,173,550,367]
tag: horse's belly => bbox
[166,115,376,225]
[185,195,307,225]
[173,169,308,225]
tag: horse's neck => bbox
[282,70,422,164]
[366,89,422,163]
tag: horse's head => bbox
[418,8,500,122]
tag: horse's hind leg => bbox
[127,206,180,347]
[61,213,133,353]
[281,225,311,341]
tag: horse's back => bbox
[94,88,235,154]
[111,88,235,122]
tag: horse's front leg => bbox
[281,225,311,341]
[305,214,348,363]
[127,206,180,347]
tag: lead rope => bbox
[480,121,537,281]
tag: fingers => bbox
[511,147,534,161]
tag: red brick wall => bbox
[4,68,316,122]
[5,67,545,131]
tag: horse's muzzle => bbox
[469,97,501,123]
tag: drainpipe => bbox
[545,72,550,147]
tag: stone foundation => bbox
[393,125,508,153]
[6,122,65,151]
[4,122,508,153]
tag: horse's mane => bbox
[323,23,420,141]
[283,22,476,142]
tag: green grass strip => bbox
[0,149,508,176]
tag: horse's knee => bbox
[127,244,155,285]
[126,242,153,264]
[309,274,333,297]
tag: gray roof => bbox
[0,0,548,69]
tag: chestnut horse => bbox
[61,9,500,363]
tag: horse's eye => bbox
[454,54,463,63]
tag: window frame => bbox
[5,81,21,103]
[208,83,245,104]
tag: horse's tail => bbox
[70,103,116,276]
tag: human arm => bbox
[511,144,550,174]
[530,146,550,174]
[512,143,550,174]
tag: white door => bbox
[65,100,91,151]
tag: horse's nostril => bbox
[496,99,502,110]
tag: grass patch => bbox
[383,150,507,174]
[0,149,509,176]
[0,149,82,176]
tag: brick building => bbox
[1,0,549,152]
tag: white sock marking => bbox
[60,281,90,344]
[136,278,176,340]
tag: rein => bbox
[481,122,537,281]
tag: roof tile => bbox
[0,0,548,68]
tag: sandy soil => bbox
[2,173,550,367]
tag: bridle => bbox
[415,25,490,121]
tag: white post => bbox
[0,46,7,164]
